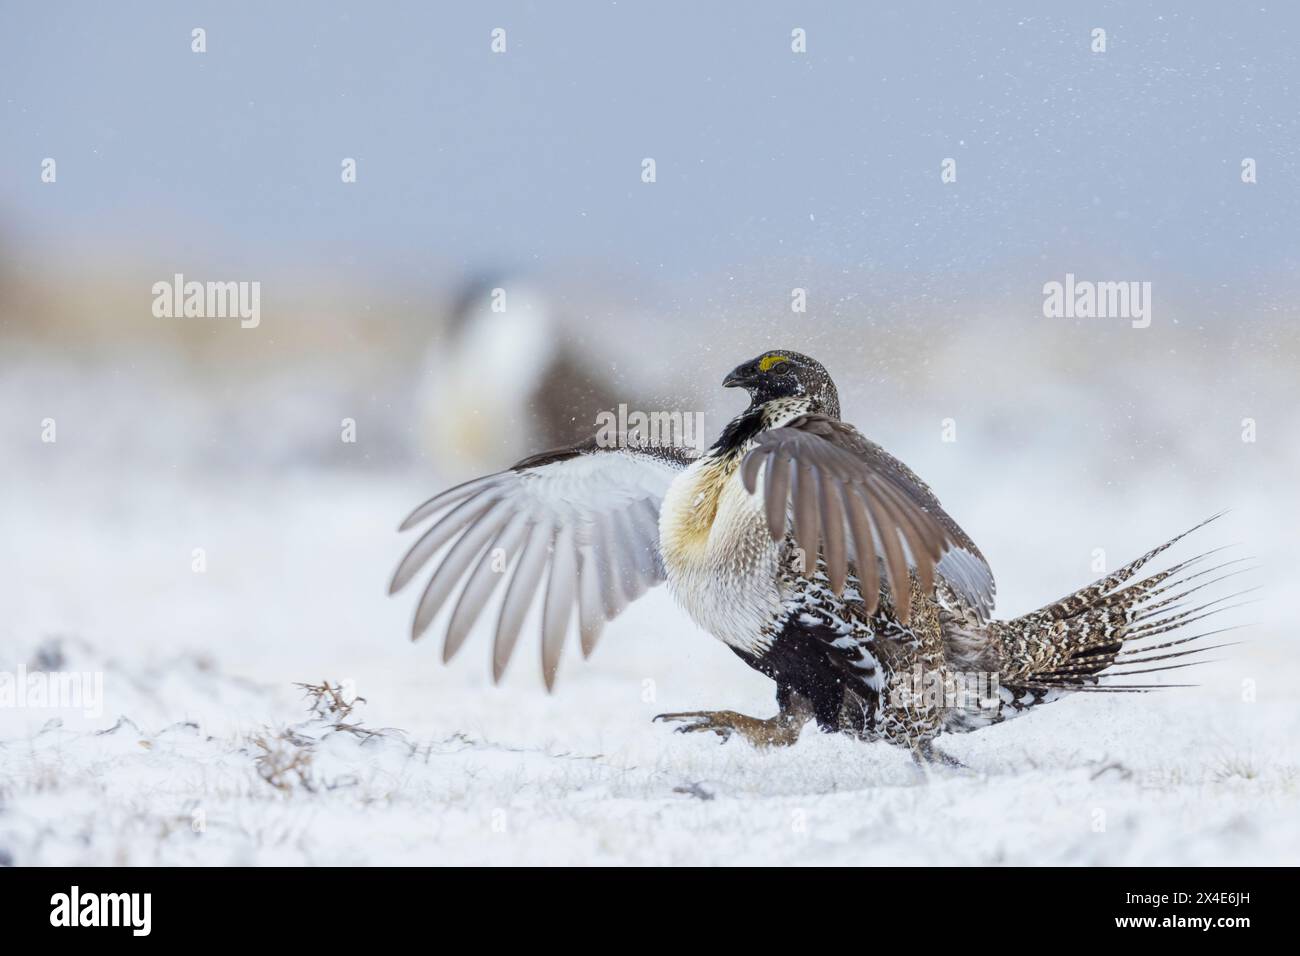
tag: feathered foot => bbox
[653,709,805,747]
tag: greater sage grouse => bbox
[391,350,1244,758]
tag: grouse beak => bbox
[722,365,748,389]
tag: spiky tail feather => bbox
[978,514,1253,724]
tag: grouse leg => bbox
[654,693,814,747]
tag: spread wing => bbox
[739,415,995,623]
[391,439,692,689]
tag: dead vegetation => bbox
[252,734,318,793]
[296,680,364,721]
[251,680,408,793]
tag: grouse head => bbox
[723,350,840,419]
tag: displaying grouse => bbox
[391,350,1245,758]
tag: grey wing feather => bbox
[740,415,995,622]
[391,440,690,688]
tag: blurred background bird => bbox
[415,274,629,479]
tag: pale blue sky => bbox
[3,2,1297,300]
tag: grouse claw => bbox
[653,711,733,742]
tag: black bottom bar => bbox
[0,866,1281,940]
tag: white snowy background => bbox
[2,3,1299,865]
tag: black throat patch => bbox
[710,405,767,456]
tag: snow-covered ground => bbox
[2,342,1298,866]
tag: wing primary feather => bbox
[861,486,912,622]
[818,475,848,595]
[591,517,631,620]
[764,453,792,540]
[492,521,554,683]
[397,474,503,531]
[443,513,528,662]
[740,450,764,494]
[541,525,578,691]
[791,462,821,575]
[873,477,945,561]
[841,484,881,614]
[410,501,511,641]
[576,546,607,659]
[627,498,664,585]
[390,491,500,594]
[871,478,938,596]
[608,507,650,599]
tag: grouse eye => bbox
[772,361,794,375]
